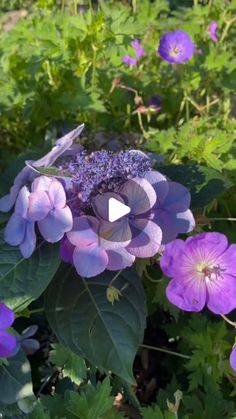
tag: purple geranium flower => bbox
[160,232,236,314]
[122,38,145,66]
[4,186,36,258]
[143,170,195,244]
[158,30,195,64]
[61,216,134,277]
[0,125,84,213]
[208,21,218,42]
[28,176,73,243]
[0,303,17,358]
[131,39,145,59]
[230,346,236,371]
[13,325,40,356]
[122,56,138,66]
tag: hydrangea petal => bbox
[0,303,15,329]
[19,221,36,258]
[92,192,125,221]
[28,191,51,221]
[206,273,236,314]
[4,213,26,246]
[127,219,162,257]
[166,275,206,312]
[144,170,169,202]
[99,219,132,246]
[31,176,53,192]
[38,206,73,243]
[119,178,156,215]
[106,248,135,270]
[60,236,74,264]
[73,243,108,278]
[67,216,98,247]
[48,180,66,209]
[15,186,30,218]
[159,182,191,212]
[0,331,17,358]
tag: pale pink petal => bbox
[67,216,98,247]
[31,175,53,192]
[28,191,51,221]
[48,180,66,209]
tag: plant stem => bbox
[28,307,45,315]
[74,0,77,15]
[141,344,191,360]
[221,314,236,328]
[209,218,236,222]
[91,46,97,95]
[220,17,236,43]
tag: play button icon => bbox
[108,197,131,222]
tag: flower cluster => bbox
[122,38,145,66]
[1,126,195,278]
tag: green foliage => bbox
[45,266,146,384]
[49,343,87,385]
[0,232,60,311]
[0,350,33,404]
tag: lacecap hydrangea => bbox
[0,125,195,278]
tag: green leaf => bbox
[66,378,114,419]
[141,405,164,419]
[159,164,232,209]
[0,351,33,405]
[45,267,146,384]
[0,233,60,311]
[49,343,87,386]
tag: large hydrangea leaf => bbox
[45,266,146,384]
[0,232,60,311]
[0,350,33,405]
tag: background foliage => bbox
[1,0,236,417]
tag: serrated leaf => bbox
[141,405,164,419]
[0,233,60,311]
[66,378,114,419]
[45,266,146,384]
[0,350,33,405]
[49,344,87,385]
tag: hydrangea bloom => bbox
[230,346,236,371]
[208,21,218,42]
[158,30,195,63]
[160,232,236,314]
[0,303,17,358]
[1,125,195,278]
[122,38,145,66]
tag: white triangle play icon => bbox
[108,197,131,222]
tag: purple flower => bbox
[4,186,36,258]
[62,216,135,277]
[122,56,137,66]
[0,303,17,358]
[230,346,236,371]
[143,170,195,244]
[28,176,73,243]
[93,178,162,258]
[0,125,84,213]
[122,38,145,66]
[17,325,40,356]
[131,39,145,59]
[146,96,162,113]
[208,21,218,42]
[160,232,236,314]
[158,30,195,64]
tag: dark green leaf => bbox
[45,267,146,383]
[49,344,87,385]
[0,233,60,311]
[0,351,33,405]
